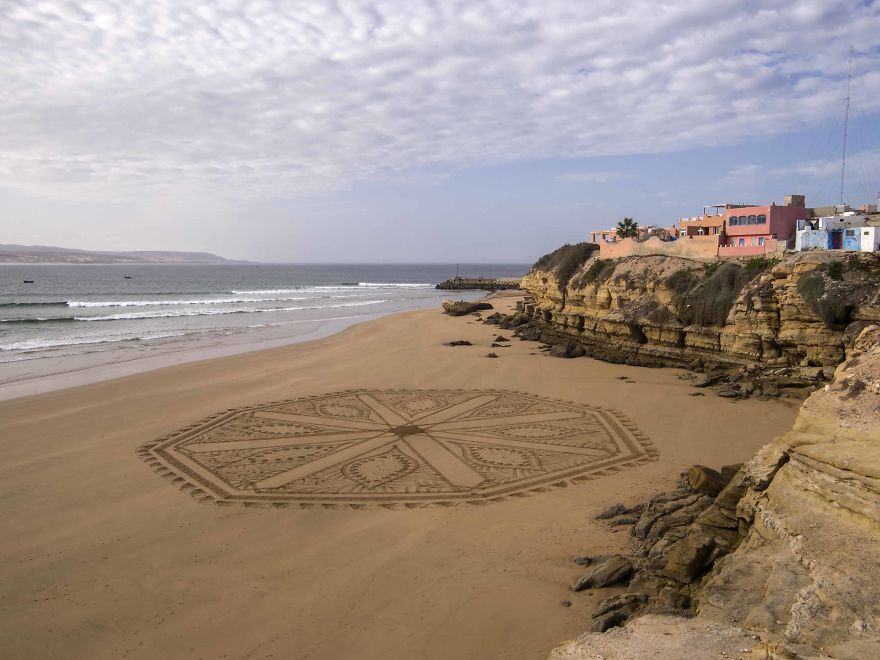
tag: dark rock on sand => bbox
[442,300,494,316]
[596,503,628,520]
[571,555,633,591]
[573,554,612,567]
[590,594,646,632]
[550,343,586,358]
[685,466,729,497]
[446,340,472,347]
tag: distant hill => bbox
[0,244,250,264]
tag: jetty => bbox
[435,276,521,291]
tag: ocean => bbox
[0,263,528,363]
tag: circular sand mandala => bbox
[138,389,658,508]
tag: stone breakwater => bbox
[436,277,521,290]
[550,323,880,659]
[518,250,880,386]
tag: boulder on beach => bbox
[442,300,494,316]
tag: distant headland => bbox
[0,244,249,264]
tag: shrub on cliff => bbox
[532,242,599,289]
[665,269,696,296]
[576,259,617,287]
[797,271,855,329]
[669,259,775,327]
[827,260,844,281]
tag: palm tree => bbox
[616,217,639,239]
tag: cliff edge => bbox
[520,248,880,386]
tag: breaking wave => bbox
[0,300,387,324]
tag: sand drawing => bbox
[138,390,658,508]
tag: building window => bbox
[846,229,855,237]
[757,214,766,224]
[728,217,737,226]
[758,237,765,246]
[748,215,757,225]
[738,238,745,246]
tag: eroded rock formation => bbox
[551,324,880,659]
[520,250,880,383]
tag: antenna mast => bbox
[840,45,853,206]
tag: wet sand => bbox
[0,295,798,659]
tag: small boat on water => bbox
[124,276,132,279]
[23,280,34,284]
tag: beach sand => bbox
[0,294,798,660]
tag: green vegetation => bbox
[847,256,871,273]
[665,269,696,296]
[667,258,776,327]
[743,256,779,276]
[577,258,617,286]
[531,242,599,290]
[797,273,825,304]
[826,260,844,281]
[797,271,849,328]
[615,217,639,238]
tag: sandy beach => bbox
[0,294,799,660]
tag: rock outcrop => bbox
[550,324,880,659]
[520,250,880,384]
[441,300,494,316]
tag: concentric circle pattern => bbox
[138,390,658,508]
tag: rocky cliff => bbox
[520,248,880,386]
[551,323,880,659]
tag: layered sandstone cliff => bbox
[551,323,880,658]
[520,249,880,383]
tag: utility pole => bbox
[840,45,853,206]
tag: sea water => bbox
[0,263,527,363]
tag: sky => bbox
[1,0,879,263]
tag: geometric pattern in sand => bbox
[138,389,658,508]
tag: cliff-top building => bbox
[589,193,880,259]
[589,224,676,244]
[718,194,808,257]
[795,212,880,253]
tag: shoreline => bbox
[0,311,388,402]
[0,292,492,402]
[0,296,799,660]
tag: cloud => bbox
[557,171,626,183]
[724,148,880,182]
[1,0,879,202]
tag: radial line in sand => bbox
[404,434,485,488]
[254,433,394,489]
[182,430,383,453]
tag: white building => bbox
[795,212,879,252]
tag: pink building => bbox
[718,196,807,257]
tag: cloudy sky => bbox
[2,0,879,262]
